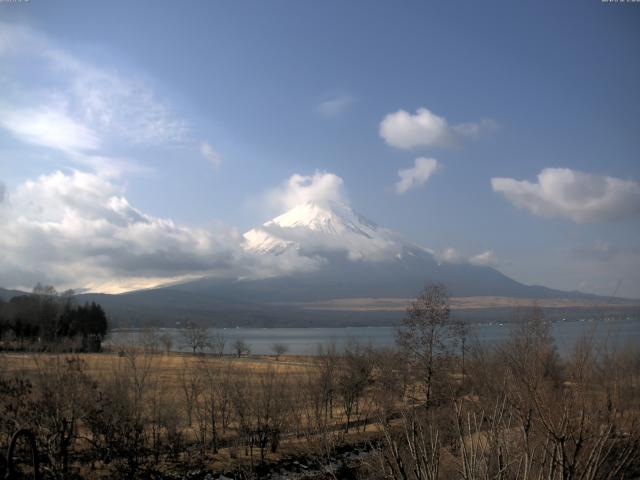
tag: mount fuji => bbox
[243,200,416,261]
[71,200,619,327]
[172,201,591,302]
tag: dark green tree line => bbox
[0,284,108,351]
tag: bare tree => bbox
[372,347,408,423]
[316,341,338,424]
[251,369,291,463]
[233,338,250,358]
[140,327,159,354]
[159,332,173,355]
[211,330,226,356]
[179,360,201,427]
[395,283,456,408]
[377,410,441,480]
[337,341,372,432]
[218,360,234,434]
[30,356,94,477]
[180,321,210,354]
[456,307,640,480]
[271,343,288,361]
[194,358,224,453]
[81,346,154,479]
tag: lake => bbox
[106,316,640,356]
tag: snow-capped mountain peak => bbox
[243,201,417,261]
[268,201,376,236]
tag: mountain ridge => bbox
[3,202,635,327]
[162,201,607,307]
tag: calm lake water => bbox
[106,317,640,356]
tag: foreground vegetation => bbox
[1,285,639,479]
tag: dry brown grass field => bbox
[295,296,640,311]
[1,299,639,479]
[1,351,316,380]
[0,347,395,478]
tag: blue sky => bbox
[1,0,639,296]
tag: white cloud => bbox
[469,250,498,266]
[66,65,188,147]
[491,168,640,223]
[0,170,332,293]
[0,107,100,153]
[379,107,496,149]
[250,171,413,263]
[438,247,498,267]
[381,108,452,149]
[0,22,188,177]
[316,95,354,117]
[395,157,441,194]
[267,171,346,210]
[70,154,151,179]
[439,247,465,264]
[200,141,222,170]
[452,118,499,139]
[0,171,244,292]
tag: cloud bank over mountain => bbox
[0,170,421,292]
[266,171,347,210]
[0,170,248,292]
[2,165,636,296]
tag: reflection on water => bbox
[105,317,640,356]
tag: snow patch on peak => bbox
[243,201,429,263]
[267,201,377,238]
[242,227,294,255]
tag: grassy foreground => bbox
[1,347,395,479]
[1,315,640,479]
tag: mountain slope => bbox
[0,287,25,301]
[176,201,598,302]
[4,201,622,327]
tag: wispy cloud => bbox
[469,250,498,266]
[0,21,189,177]
[316,94,354,117]
[491,168,640,223]
[438,247,498,267]
[394,157,441,194]
[379,107,497,149]
[0,106,100,153]
[439,247,465,264]
[200,141,222,170]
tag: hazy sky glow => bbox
[0,1,639,297]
